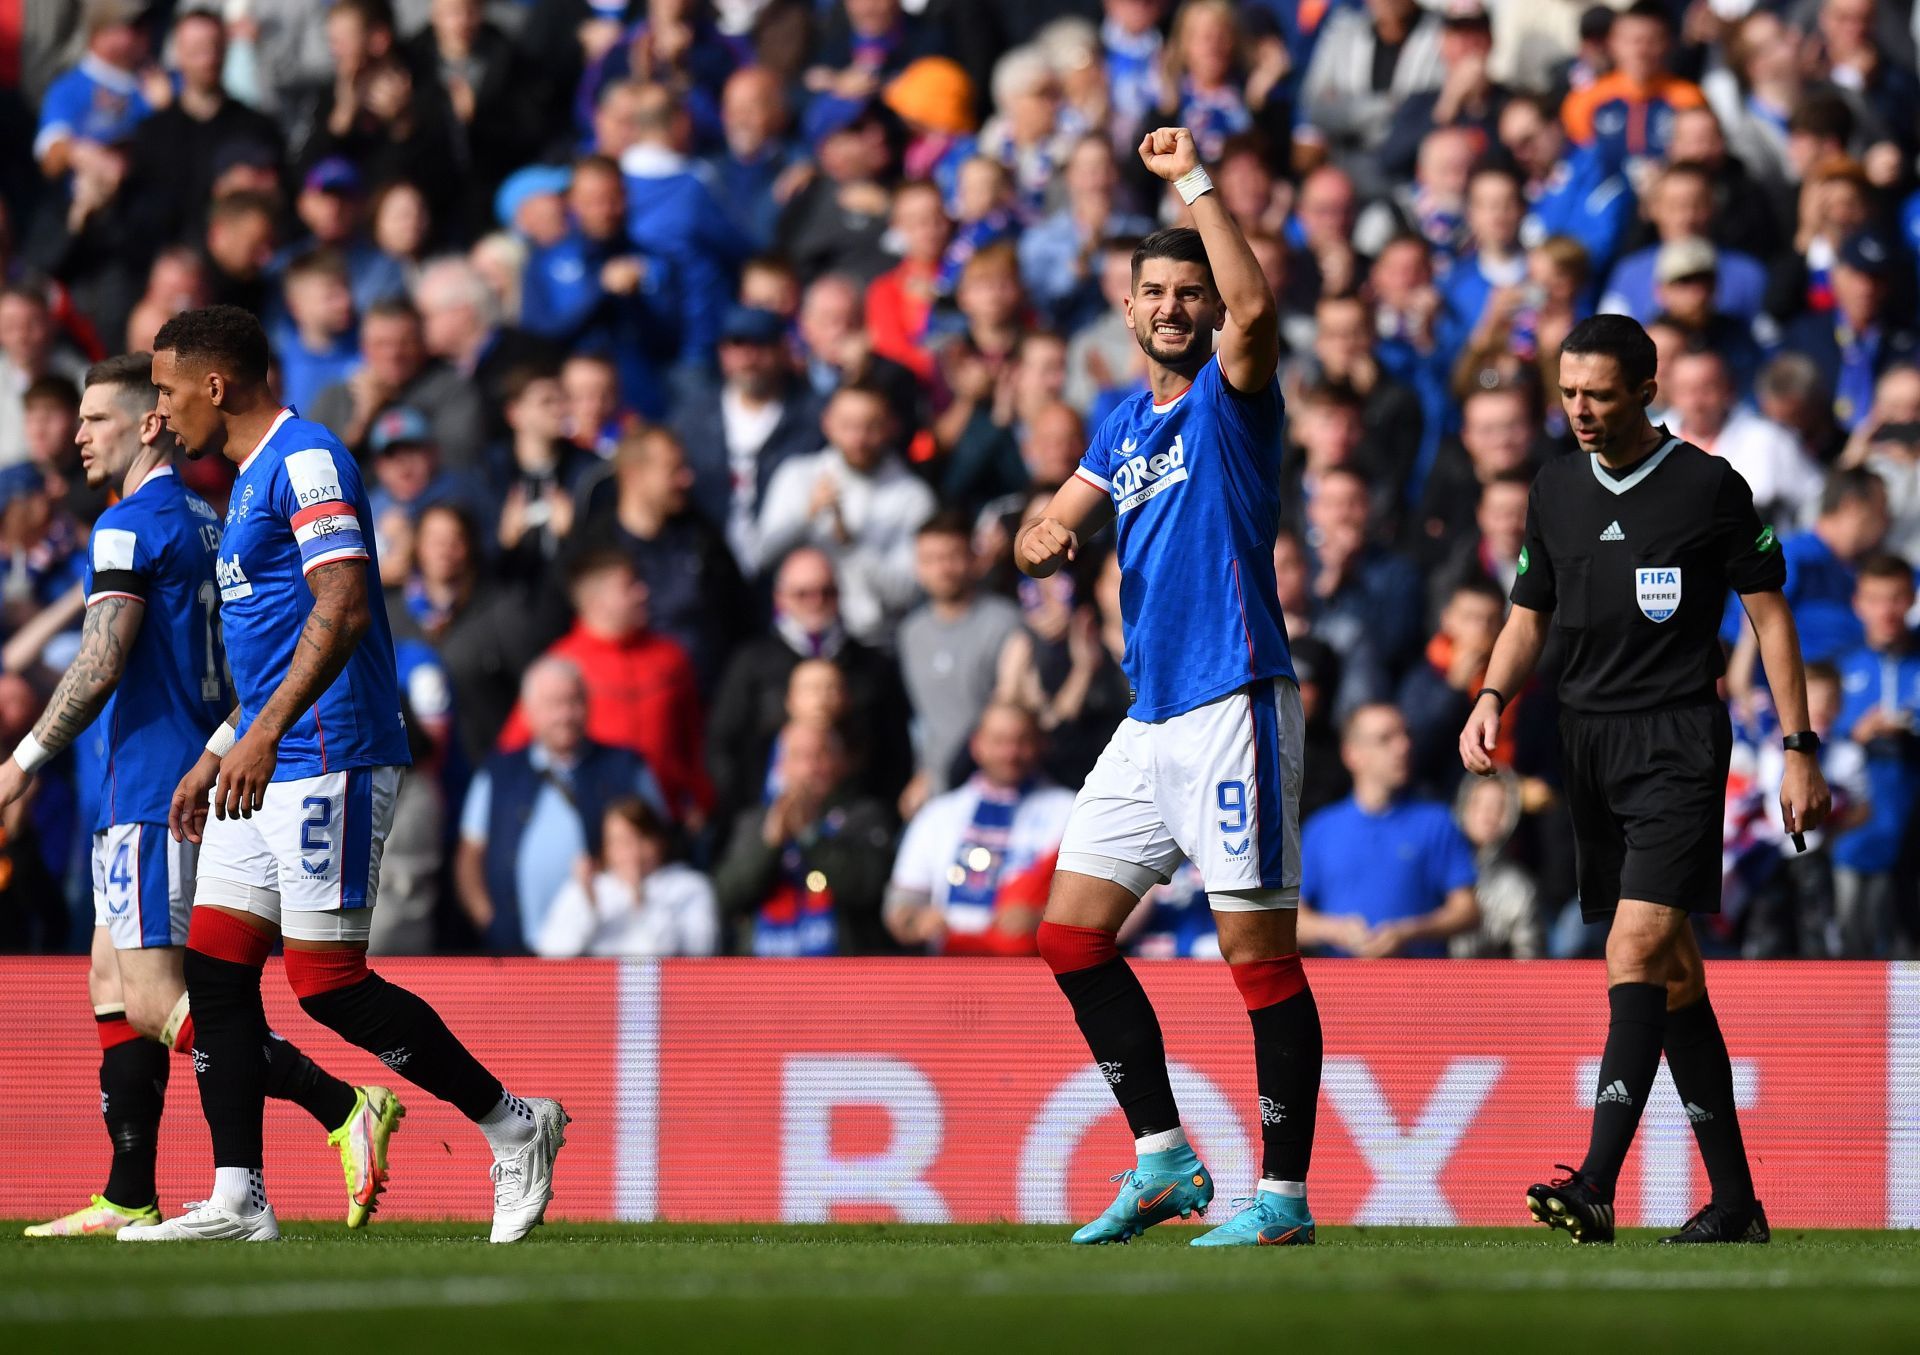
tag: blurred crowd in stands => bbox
[0,0,1917,960]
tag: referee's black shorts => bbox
[1559,701,1732,922]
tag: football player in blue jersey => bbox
[123,307,565,1244]
[1017,129,1320,1247]
[5,354,400,1238]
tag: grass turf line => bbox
[4,1224,1918,1353]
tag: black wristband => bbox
[1782,730,1821,754]
[1474,687,1506,714]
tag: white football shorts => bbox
[194,765,402,942]
[1057,677,1303,906]
[92,823,195,950]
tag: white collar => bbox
[129,464,176,494]
[79,53,138,95]
[618,144,687,178]
[237,408,294,476]
[1588,434,1681,496]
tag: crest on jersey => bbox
[1634,567,1681,623]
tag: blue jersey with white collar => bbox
[34,55,153,163]
[1074,355,1294,722]
[82,467,229,829]
[217,409,411,779]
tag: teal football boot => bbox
[1189,1190,1315,1247]
[1070,1148,1214,1244]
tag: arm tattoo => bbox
[253,561,371,741]
[31,595,142,755]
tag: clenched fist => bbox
[1018,517,1079,578]
[1138,127,1201,183]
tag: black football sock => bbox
[1235,961,1321,1183]
[264,1031,360,1131]
[298,972,503,1121]
[182,947,271,1169]
[98,1019,169,1209]
[1038,923,1180,1139]
[1578,982,1667,1200]
[1663,994,1756,1208]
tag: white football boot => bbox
[489,1099,569,1244]
[118,1200,280,1242]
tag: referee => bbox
[1459,315,1830,1245]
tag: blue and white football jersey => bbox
[1074,355,1294,722]
[217,409,412,780]
[83,467,229,829]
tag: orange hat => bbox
[884,57,977,137]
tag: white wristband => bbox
[11,732,51,774]
[1174,166,1214,206]
[205,723,236,758]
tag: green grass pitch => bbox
[5,1223,1919,1352]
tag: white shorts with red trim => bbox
[193,766,402,933]
[1058,678,1302,900]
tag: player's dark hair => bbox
[1560,314,1657,390]
[24,372,80,409]
[1131,227,1216,293]
[1856,552,1917,587]
[916,508,973,541]
[152,305,271,386]
[566,547,635,590]
[1820,466,1886,517]
[82,353,152,409]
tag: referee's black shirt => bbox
[1511,430,1787,714]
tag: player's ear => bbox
[1640,381,1657,408]
[206,371,225,409]
[139,409,166,446]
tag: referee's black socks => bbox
[1579,982,1667,1200]
[1038,922,1181,1138]
[1663,993,1756,1207]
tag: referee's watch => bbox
[1782,731,1822,755]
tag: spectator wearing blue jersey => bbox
[1304,464,1426,676]
[619,83,752,367]
[1019,135,1156,334]
[1500,94,1635,289]
[705,67,805,255]
[519,155,675,422]
[1298,703,1479,957]
[1776,232,1920,432]
[456,657,668,954]
[1830,555,1920,955]
[34,0,155,180]
[1436,164,1529,373]
[1726,467,1890,715]
[271,251,361,413]
[1597,163,1768,324]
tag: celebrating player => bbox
[1017,128,1318,1247]
[119,307,565,1244]
[5,354,399,1238]
[1460,315,1829,1243]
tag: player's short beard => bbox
[1135,324,1212,374]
